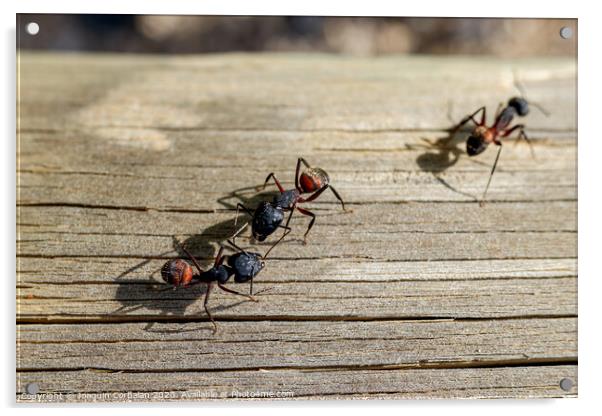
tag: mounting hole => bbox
[26,22,39,36]
[25,382,40,394]
[559,378,573,391]
[560,26,573,40]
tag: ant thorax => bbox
[473,125,495,143]
[300,167,329,193]
[273,189,299,209]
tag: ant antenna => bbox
[530,101,551,117]
[513,70,550,117]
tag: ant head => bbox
[230,252,264,283]
[299,167,330,193]
[466,135,488,156]
[161,259,194,287]
[508,97,529,117]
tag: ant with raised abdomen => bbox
[245,157,347,244]
[234,158,346,245]
[451,95,548,205]
[160,229,286,333]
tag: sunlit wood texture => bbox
[17,53,577,401]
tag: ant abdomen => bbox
[299,167,330,193]
[508,97,529,116]
[161,259,194,287]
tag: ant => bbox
[160,230,285,333]
[235,157,346,245]
[451,96,548,205]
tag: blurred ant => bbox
[160,230,285,333]
[235,157,346,245]
[452,95,548,205]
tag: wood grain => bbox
[16,52,577,401]
[17,365,577,401]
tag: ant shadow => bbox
[112,184,281,333]
[413,106,489,201]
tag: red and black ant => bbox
[235,158,346,245]
[263,158,347,240]
[160,232,285,333]
[452,96,548,204]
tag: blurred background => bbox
[18,15,576,57]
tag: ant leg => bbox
[298,184,329,204]
[176,242,205,275]
[298,157,312,169]
[263,225,292,259]
[295,157,312,191]
[214,246,225,267]
[504,124,534,158]
[450,106,486,137]
[494,102,504,118]
[480,141,503,206]
[235,203,254,217]
[226,238,249,256]
[230,221,249,241]
[296,207,316,245]
[328,185,347,212]
[262,173,285,193]
[203,282,218,334]
[283,203,296,229]
[233,204,253,244]
[217,283,258,302]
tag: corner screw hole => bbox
[26,22,40,36]
[25,382,40,394]
[559,378,573,391]
[560,27,573,40]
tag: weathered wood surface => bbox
[16,52,577,401]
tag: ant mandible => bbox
[452,96,546,205]
[160,231,286,333]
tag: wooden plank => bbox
[16,365,577,401]
[17,257,577,284]
[18,53,577,132]
[18,130,576,208]
[17,277,576,321]
[17,318,576,371]
[16,52,577,400]
[17,201,576,260]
